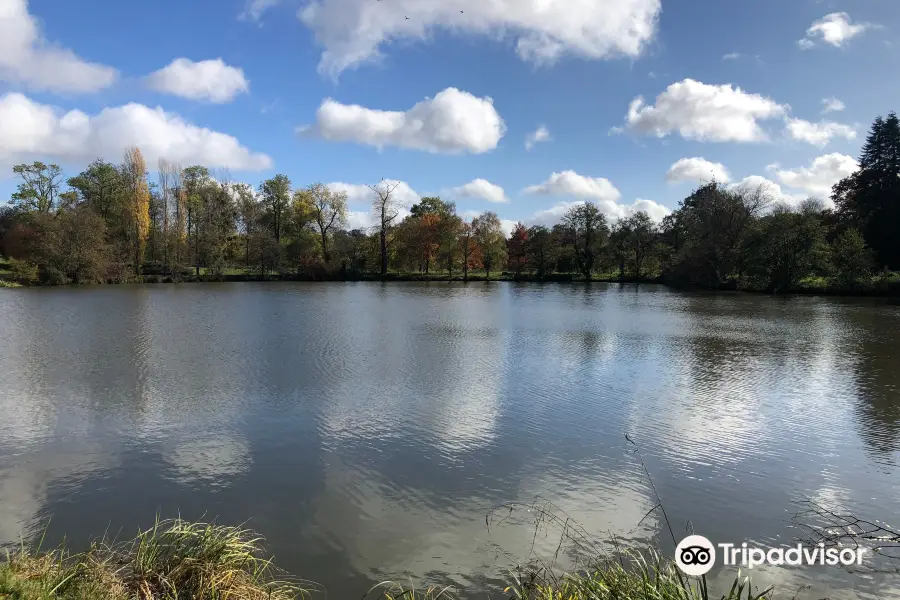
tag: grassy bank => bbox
[0,519,304,600]
[0,520,771,600]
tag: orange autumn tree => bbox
[420,212,442,274]
[122,147,150,277]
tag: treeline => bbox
[1,114,898,292]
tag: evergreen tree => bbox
[832,112,900,269]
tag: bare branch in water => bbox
[790,498,900,568]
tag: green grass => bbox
[0,518,308,600]
[0,518,775,600]
[503,550,771,600]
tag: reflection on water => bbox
[1,283,899,599]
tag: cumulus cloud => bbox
[522,170,669,224]
[447,178,508,203]
[528,198,669,226]
[799,12,871,48]
[524,170,621,202]
[297,0,661,77]
[0,0,117,93]
[774,153,858,199]
[327,180,419,229]
[623,79,787,142]
[729,175,805,207]
[821,97,845,114]
[722,52,742,60]
[785,117,856,147]
[525,125,551,150]
[145,58,249,103]
[666,157,730,184]
[0,93,272,170]
[302,88,505,154]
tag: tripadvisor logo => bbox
[674,535,866,576]
[675,535,716,576]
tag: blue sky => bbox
[1,0,899,230]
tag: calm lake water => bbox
[1,283,899,598]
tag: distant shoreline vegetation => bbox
[1,114,898,297]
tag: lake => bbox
[1,282,899,599]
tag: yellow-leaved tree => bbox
[122,147,150,277]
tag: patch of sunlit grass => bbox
[0,518,312,600]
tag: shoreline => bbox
[3,270,898,300]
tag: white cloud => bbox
[327,180,420,206]
[447,178,508,203]
[821,97,845,114]
[630,198,671,222]
[623,79,787,142]
[239,0,280,21]
[774,153,858,200]
[499,219,517,237]
[525,125,551,150]
[0,93,272,170]
[327,180,418,229]
[666,157,730,184]
[522,170,669,224]
[524,170,620,202]
[799,12,870,48]
[722,52,742,60]
[145,58,249,103]
[527,197,669,226]
[729,176,805,207]
[0,0,117,93]
[303,88,505,154]
[785,117,856,147]
[297,0,661,78]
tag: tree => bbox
[410,196,454,218]
[182,165,212,273]
[368,180,403,276]
[831,228,874,289]
[121,147,150,277]
[38,206,109,284]
[742,207,828,291]
[666,182,768,287]
[507,222,528,278]
[10,162,63,213]
[832,113,900,270]
[472,212,506,280]
[609,220,630,281]
[196,177,237,276]
[458,221,482,282]
[408,196,455,274]
[439,213,463,277]
[621,211,656,278]
[68,159,123,222]
[228,183,259,268]
[525,225,554,279]
[259,174,291,244]
[305,183,347,263]
[563,202,608,278]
